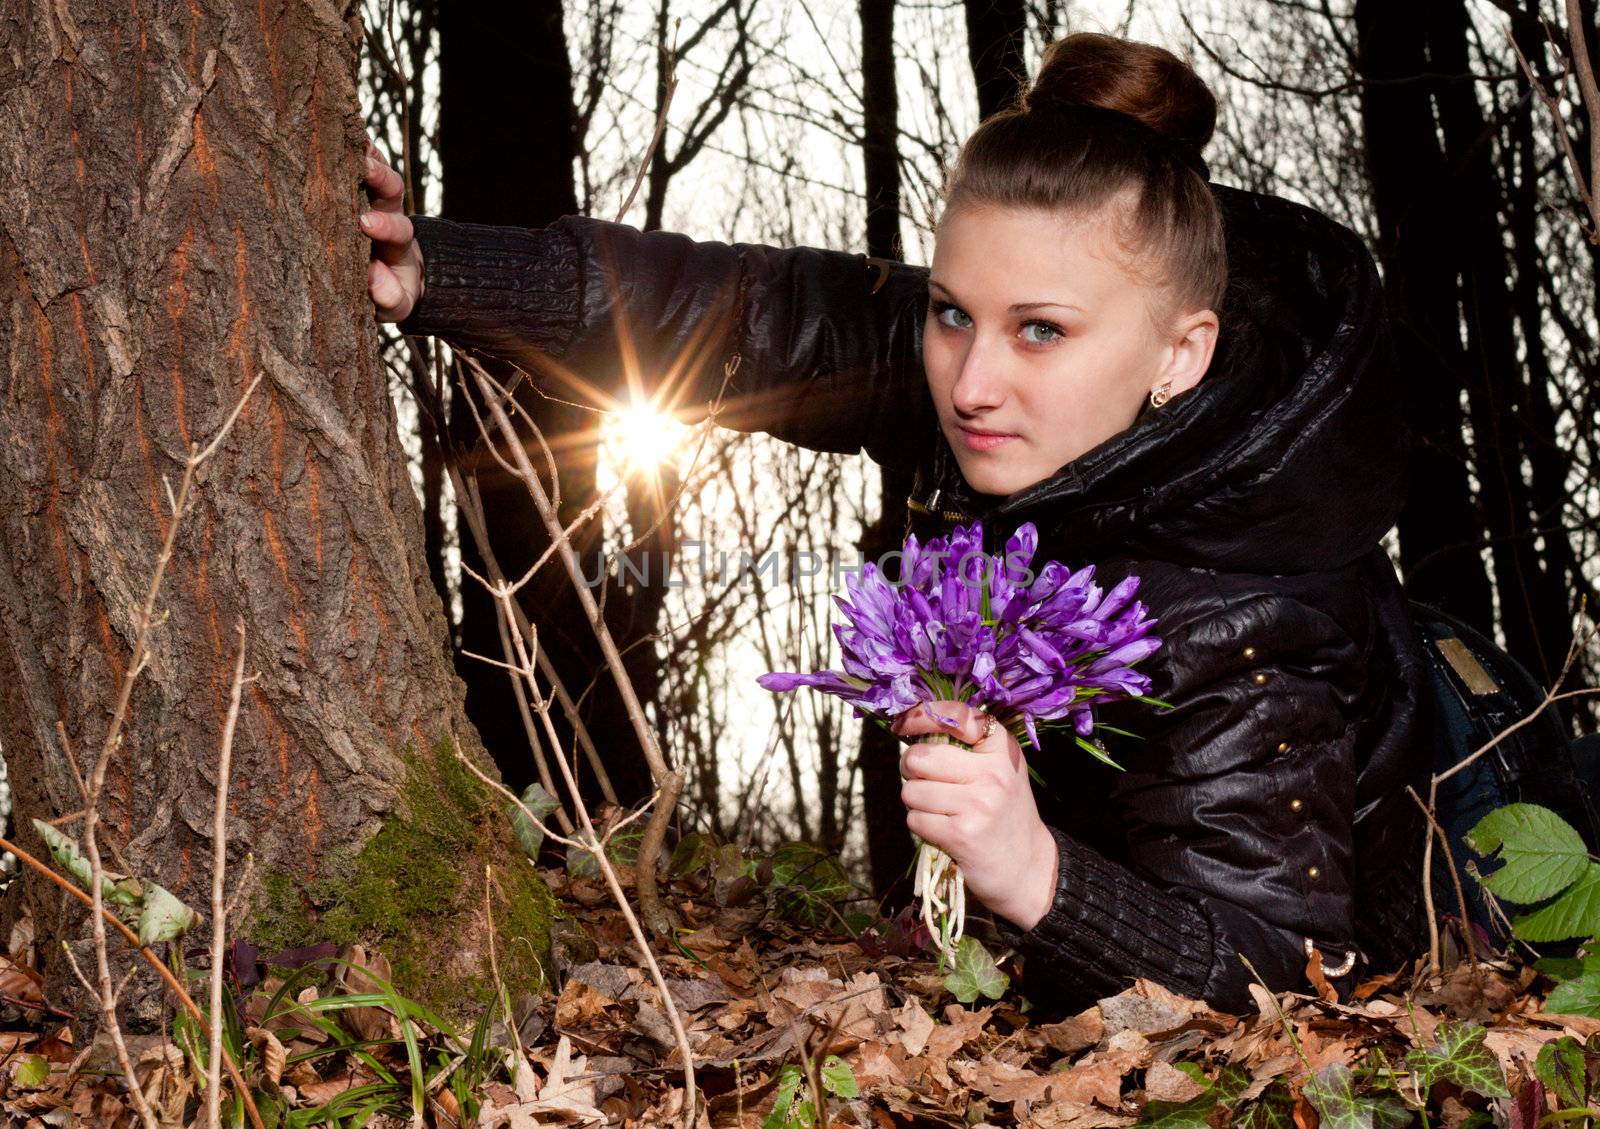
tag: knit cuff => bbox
[995,826,1216,1004]
[396,214,581,361]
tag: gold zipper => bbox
[905,494,972,524]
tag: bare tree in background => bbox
[1181,0,1598,729]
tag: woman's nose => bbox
[951,337,1008,415]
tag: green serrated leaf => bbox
[1536,956,1588,981]
[763,1065,805,1129]
[943,935,1009,1003]
[1513,863,1600,942]
[1547,972,1600,1018]
[821,1055,858,1099]
[1536,1036,1589,1109]
[11,1054,49,1090]
[137,882,200,945]
[1465,803,1590,904]
[1404,1021,1509,1099]
[509,783,561,858]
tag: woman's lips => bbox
[957,426,1018,452]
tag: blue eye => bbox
[933,303,972,330]
[1021,321,1061,345]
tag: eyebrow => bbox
[927,279,1085,314]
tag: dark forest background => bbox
[359,0,1600,896]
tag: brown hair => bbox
[939,32,1227,331]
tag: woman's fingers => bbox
[900,778,970,816]
[363,149,405,211]
[899,741,984,784]
[359,209,414,264]
[891,700,994,747]
[367,259,407,320]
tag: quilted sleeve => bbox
[396,213,933,468]
[995,583,1379,1014]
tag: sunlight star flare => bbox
[757,520,1167,964]
[602,399,689,474]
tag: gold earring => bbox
[1150,382,1173,409]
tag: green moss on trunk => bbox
[249,738,556,1018]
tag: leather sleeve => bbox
[396,213,933,468]
[996,581,1373,1015]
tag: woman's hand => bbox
[892,701,1060,932]
[360,139,424,324]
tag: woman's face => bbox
[923,201,1219,498]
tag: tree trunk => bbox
[858,0,917,900]
[436,0,662,807]
[1425,0,1576,685]
[964,0,1028,121]
[1352,0,1495,635]
[0,0,548,1024]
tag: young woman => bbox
[361,32,1432,1014]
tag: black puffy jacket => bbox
[397,180,1433,1014]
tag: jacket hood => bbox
[922,182,1410,574]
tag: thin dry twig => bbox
[1506,11,1599,242]
[206,621,253,1129]
[464,358,680,936]
[77,373,260,1129]
[0,834,263,1129]
[1418,599,1598,974]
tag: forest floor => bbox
[0,846,1590,1129]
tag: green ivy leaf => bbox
[821,1055,859,1099]
[565,825,646,878]
[136,882,200,946]
[767,843,850,928]
[1135,1094,1216,1129]
[1235,1082,1297,1129]
[943,936,1009,1003]
[1465,803,1590,904]
[509,783,561,858]
[1135,1065,1252,1129]
[1546,972,1600,1019]
[1535,1037,1589,1109]
[668,832,714,876]
[1303,1063,1414,1129]
[1404,1021,1509,1099]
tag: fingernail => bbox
[359,212,376,230]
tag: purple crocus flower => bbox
[757,520,1165,764]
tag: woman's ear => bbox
[1158,308,1219,398]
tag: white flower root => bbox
[913,837,965,965]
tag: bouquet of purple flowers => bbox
[758,520,1167,962]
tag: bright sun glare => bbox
[602,400,688,475]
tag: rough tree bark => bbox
[0,0,547,1021]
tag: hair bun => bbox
[1025,32,1216,157]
